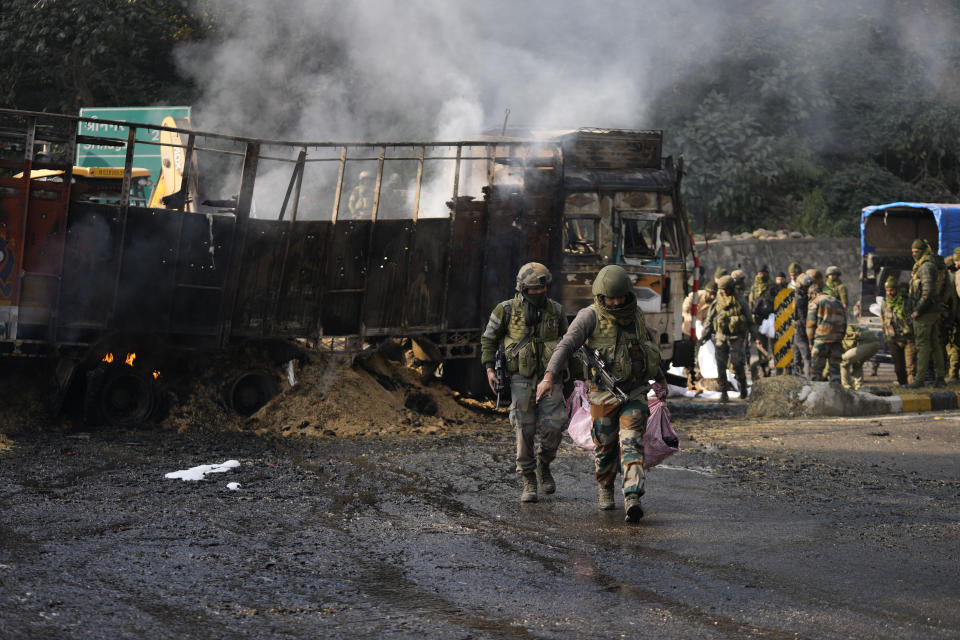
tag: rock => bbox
[748,376,897,418]
[790,231,803,238]
[718,231,733,241]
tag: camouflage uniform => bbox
[480,264,568,495]
[748,270,776,378]
[703,276,760,400]
[942,259,960,381]
[840,325,879,390]
[908,241,945,385]
[806,285,846,383]
[544,266,662,521]
[880,281,916,386]
[824,266,848,312]
[792,274,812,377]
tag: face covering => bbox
[522,291,546,308]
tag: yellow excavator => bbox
[148,115,199,211]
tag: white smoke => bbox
[174,1,960,217]
[177,1,734,141]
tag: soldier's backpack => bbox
[716,292,747,335]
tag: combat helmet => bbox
[515,262,552,292]
[717,275,734,292]
[788,262,802,275]
[796,273,813,289]
[730,269,746,283]
[826,265,841,277]
[805,268,823,283]
[592,265,634,299]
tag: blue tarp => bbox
[860,202,960,257]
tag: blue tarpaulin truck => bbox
[859,202,960,368]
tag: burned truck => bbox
[0,108,696,424]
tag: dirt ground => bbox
[1,355,958,638]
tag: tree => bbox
[0,0,209,113]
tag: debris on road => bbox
[164,459,240,481]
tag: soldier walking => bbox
[481,263,568,502]
[536,265,665,523]
[806,269,846,383]
[906,239,946,388]
[701,275,762,402]
[880,276,916,386]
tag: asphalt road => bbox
[1,403,958,639]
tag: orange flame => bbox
[125,352,136,367]
[102,353,114,363]
[152,370,160,380]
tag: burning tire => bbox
[85,364,158,427]
[228,370,279,416]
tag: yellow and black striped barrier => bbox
[773,288,794,369]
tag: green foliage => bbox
[0,0,209,112]
[660,2,960,237]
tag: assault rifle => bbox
[493,342,507,409]
[578,346,629,404]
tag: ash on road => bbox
[1,398,958,639]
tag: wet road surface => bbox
[1,405,958,639]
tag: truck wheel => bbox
[228,370,278,416]
[85,364,158,427]
[442,358,491,398]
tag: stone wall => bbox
[695,236,861,309]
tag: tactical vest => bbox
[882,296,911,339]
[501,299,563,378]
[585,305,661,385]
[714,291,747,336]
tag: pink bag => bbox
[644,383,680,469]
[565,380,594,451]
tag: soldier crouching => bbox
[535,265,665,524]
[480,262,568,503]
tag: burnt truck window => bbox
[563,193,601,255]
[621,214,679,259]
[564,216,599,254]
[623,218,658,257]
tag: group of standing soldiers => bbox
[876,239,960,388]
[687,237,960,395]
[684,259,879,399]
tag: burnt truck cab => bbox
[858,202,960,359]
[556,129,693,366]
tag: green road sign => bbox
[77,106,191,203]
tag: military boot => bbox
[934,377,947,388]
[719,380,729,403]
[597,483,615,510]
[736,367,748,399]
[624,494,644,523]
[520,473,538,503]
[536,460,556,494]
